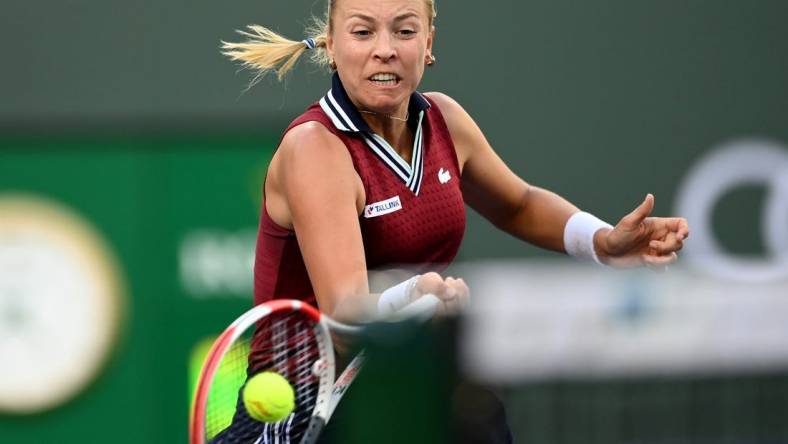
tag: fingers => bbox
[658,217,690,238]
[432,277,463,317]
[620,193,655,229]
[438,285,461,316]
[648,231,684,255]
[414,273,470,317]
[444,277,470,314]
[675,218,690,241]
[414,272,448,301]
[642,217,689,260]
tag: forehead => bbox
[334,0,429,21]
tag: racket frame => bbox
[190,300,337,444]
[190,295,439,444]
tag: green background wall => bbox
[0,137,275,442]
[1,0,787,442]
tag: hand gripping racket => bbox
[190,294,440,444]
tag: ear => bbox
[326,31,335,62]
[426,25,435,54]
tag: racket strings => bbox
[210,310,324,443]
[204,339,253,440]
[258,313,322,442]
[249,314,322,383]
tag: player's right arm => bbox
[265,122,371,323]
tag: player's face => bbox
[328,0,434,116]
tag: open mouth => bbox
[368,73,401,86]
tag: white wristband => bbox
[563,211,613,264]
[377,275,420,317]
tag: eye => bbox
[352,30,372,37]
[398,29,417,37]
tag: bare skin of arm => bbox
[265,122,371,322]
[426,92,689,267]
[426,92,579,251]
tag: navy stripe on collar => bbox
[321,72,431,133]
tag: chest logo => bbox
[438,168,452,184]
[364,195,403,219]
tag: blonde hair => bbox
[221,0,437,85]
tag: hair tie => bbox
[302,38,317,50]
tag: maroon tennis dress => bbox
[253,73,466,307]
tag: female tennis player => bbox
[218,0,689,442]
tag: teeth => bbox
[370,73,398,82]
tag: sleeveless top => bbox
[254,74,466,306]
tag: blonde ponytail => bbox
[221,24,328,84]
[222,0,436,85]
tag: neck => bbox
[360,99,411,133]
[348,93,410,130]
[358,105,414,160]
[366,113,410,151]
[359,109,409,123]
[361,110,408,138]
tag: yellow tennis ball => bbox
[242,371,296,423]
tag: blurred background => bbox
[1,0,787,442]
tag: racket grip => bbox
[388,293,440,323]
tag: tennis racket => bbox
[190,294,440,444]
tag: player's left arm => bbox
[425,92,689,267]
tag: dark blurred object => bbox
[319,317,512,444]
[506,374,788,444]
[451,382,513,444]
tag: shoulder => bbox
[279,121,352,167]
[423,92,465,119]
[270,121,360,195]
[266,120,365,229]
[423,92,479,138]
[423,91,460,109]
[423,92,486,167]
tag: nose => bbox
[373,33,396,63]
